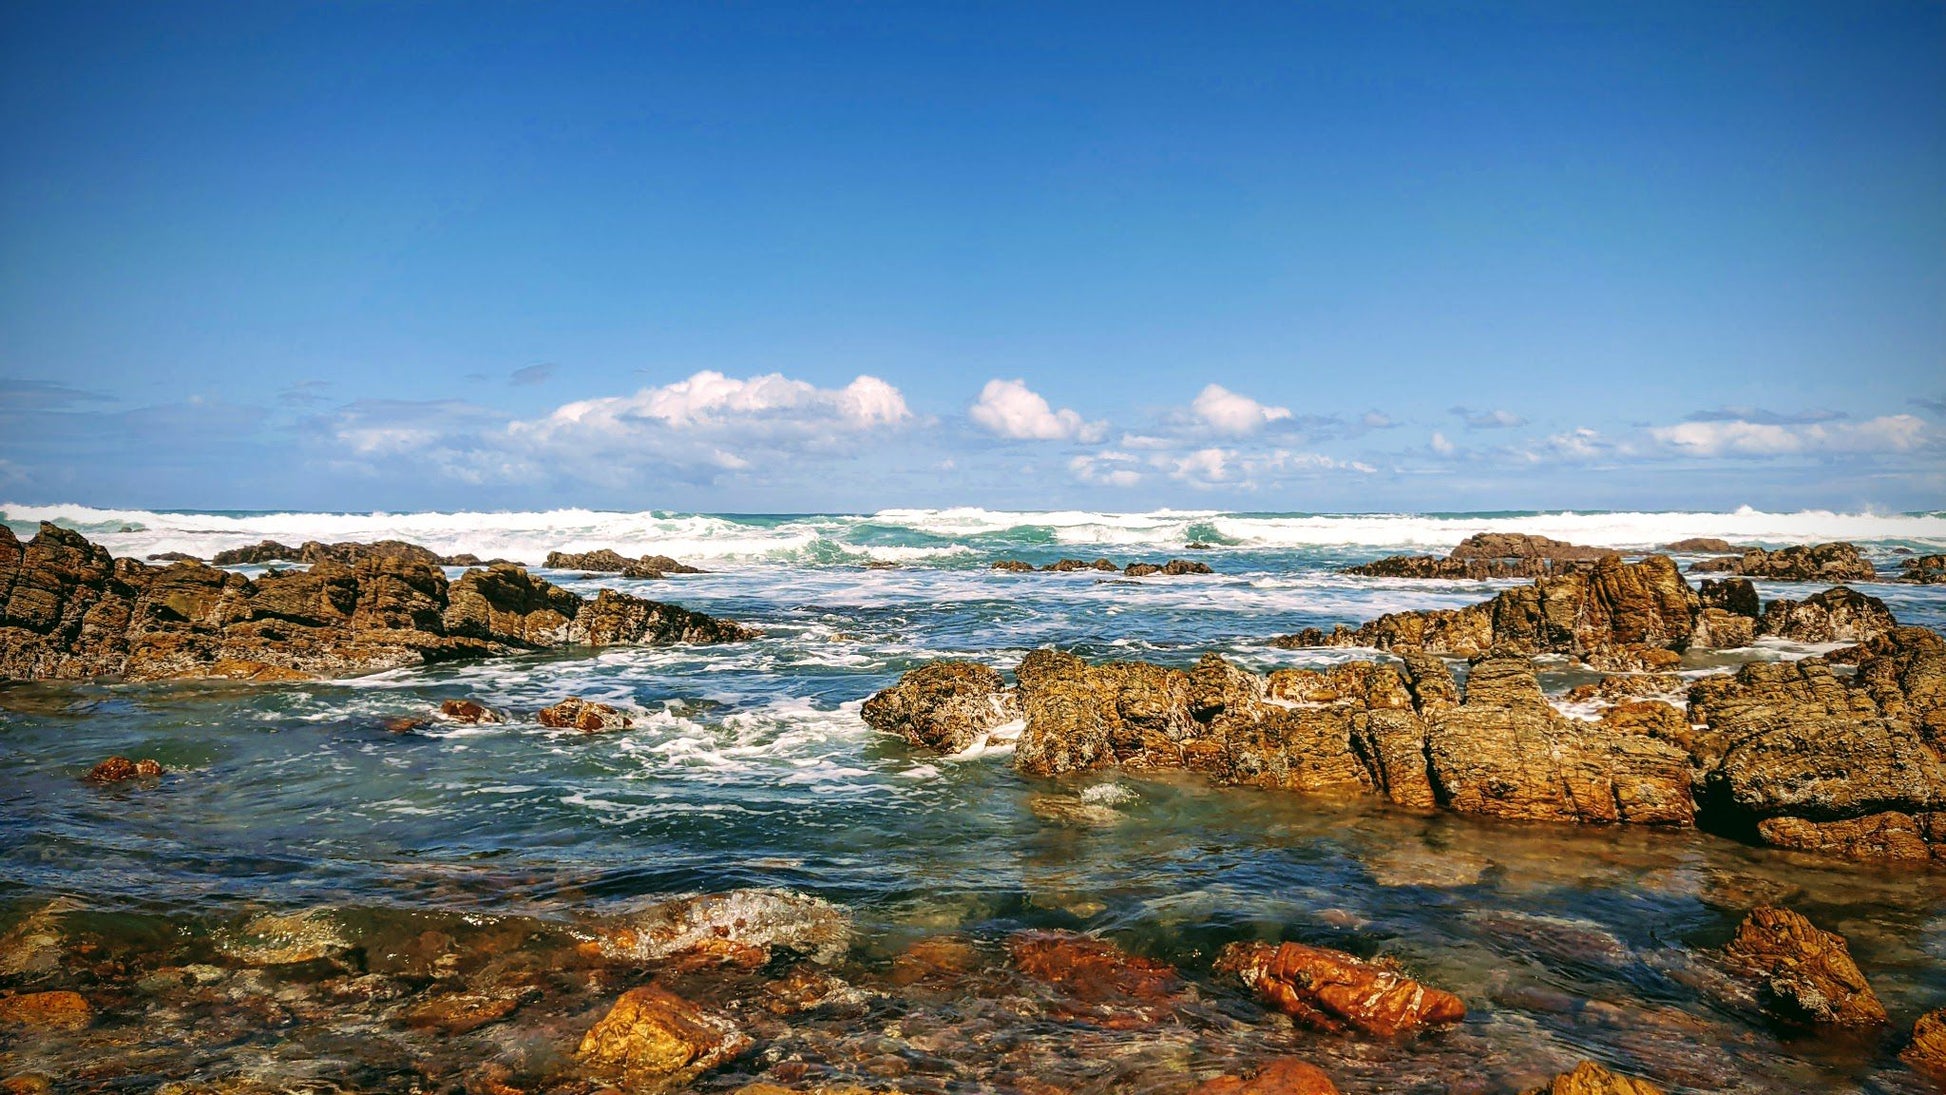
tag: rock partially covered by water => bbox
[216,908,357,967]
[211,538,476,568]
[0,990,91,1031]
[1661,538,1736,554]
[1687,626,1946,861]
[861,661,1019,753]
[1282,555,1706,669]
[1190,1058,1342,1095]
[1346,533,1612,580]
[578,984,750,1089]
[1902,1008,1946,1082]
[1521,1061,1666,1095]
[83,756,164,783]
[1720,906,1886,1026]
[544,548,704,579]
[0,524,754,682]
[587,889,851,968]
[438,699,502,724]
[991,557,1214,576]
[1690,541,1878,582]
[1215,940,1465,1037]
[1899,555,1946,584]
[537,697,634,732]
[1007,931,1180,1006]
[1759,586,1898,645]
[1124,559,1213,576]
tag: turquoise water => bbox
[2,507,1944,1093]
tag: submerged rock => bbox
[1720,906,1886,1026]
[1689,541,1878,582]
[0,524,753,683]
[1006,931,1180,1005]
[216,908,357,967]
[860,661,1019,753]
[1758,586,1897,645]
[1903,1008,1946,1081]
[83,756,164,782]
[1190,1058,1342,1095]
[1215,940,1465,1036]
[0,990,91,1031]
[578,984,750,1088]
[536,697,634,732]
[587,889,851,968]
[438,699,503,724]
[1521,1061,1665,1095]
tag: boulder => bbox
[1661,538,1736,554]
[577,985,749,1088]
[1190,1059,1341,1095]
[1214,940,1465,1036]
[1345,533,1610,579]
[1520,1061,1665,1095]
[1720,906,1885,1026]
[438,699,502,724]
[442,564,579,646]
[1006,931,1180,1005]
[0,990,91,1031]
[1690,542,1877,583]
[991,560,1037,572]
[537,697,634,732]
[1902,1008,1946,1081]
[1898,555,1946,585]
[544,548,704,579]
[569,589,757,646]
[1758,586,1898,645]
[83,756,164,783]
[585,889,850,968]
[860,661,1019,753]
[1449,532,1612,562]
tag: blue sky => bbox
[2,1,1941,513]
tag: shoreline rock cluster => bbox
[992,557,1215,577]
[0,523,753,682]
[544,548,706,579]
[1688,541,1878,582]
[1344,532,1615,580]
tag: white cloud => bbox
[1450,406,1527,429]
[1429,431,1455,456]
[1647,414,1930,457]
[1068,451,1143,487]
[530,370,908,438]
[1166,447,1236,487]
[968,379,1104,441]
[1158,446,1372,489]
[1192,384,1293,435]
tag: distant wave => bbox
[4,501,1943,566]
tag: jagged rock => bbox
[1006,931,1180,1005]
[210,540,302,565]
[0,990,91,1031]
[0,525,752,683]
[1693,578,1761,648]
[577,985,750,1088]
[1690,542,1878,582]
[1191,1058,1342,1095]
[1902,1008,1946,1081]
[860,661,1019,753]
[1449,532,1611,562]
[1720,906,1886,1026]
[145,551,202,563]
[537,697,634,732]
[544,548,704,579]
[1214,940,1465,1036]
[1899,555,1946,584]
[585,889,851,968]
[83,756,164,782]
[1687,627,1946,861]
[1346,533,1610,579]
[211,538,459,568]
[1013,650,1199,776]
[402,990,523,1035]
[1759,586,1898,645]
[991,560,1037,572]
[438,699,502,724]
[1521,1061,1665,1095]
[1126,559,1214,576]
[1045,558,1119,572]
[1662,538,1736,554]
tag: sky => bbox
[1,1,1942,514]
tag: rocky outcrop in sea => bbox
[1344,532,1613,579]
[1688,541,1878,582]
[544,548,706,579]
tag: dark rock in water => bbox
[544,548,705,579]
[1759,586,1897,645]
[144,551,202,563]
[861,661,1018,753]
[1720,906,1885,1026]
[83,756,164,782]
[437,700,502,724]
[1006,930,1181,1006]
[991,560,1037,572]
[1347,532,1611,580]
[536,696,633,732]
[381,715,428,734]
[577,984,750,1087]
[1686,626,1946,862]
[1191,1058,1342,1095]
[1693,577,1762,648]
[1283,554,1706,669]
[1186,541,1214,550]
[1688,541,1877,582]
[1903,1008,1946,1081]
[1898,554,1946,585]
[1521,1061,1666,1095]
[212,538,472,568]
[1214,939,1465,1036]
[584,888,850,968]
[0,524,753,682]
[994,557,1213,577]
[1661,537,1737,554]
[210,539,303,565]
[1045,557,1120,573]
[1158,558,1213,575]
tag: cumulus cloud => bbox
[1429,431,1455,456]
[1158,446,1372,489]
[522,371,908,442]
[968,379,1104,441]
[1647,414,1930,457]
[1449,406,1526,429]
[1192,384,1293,435]
[1068,451,1143,487]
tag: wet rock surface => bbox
[586,890,852,968]
[1720,906,1887,1027]
[1900,554,1946,584]
[990,557,1215,576]
[1345,532,1612,580]
[544,548,706,579]
[577,983,751,1087]
[859,661,1019,753]
[1215,940,1465,1037]
[1190,1057,1342,1094]
[1758,585,1898,644]
[536,697,635,732]
[0,524,754,682]
[1521,1060,1666,1095]
[82,755,165,782]
[1903,1007,1946,1081]
[1688,541,1879,582]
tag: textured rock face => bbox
[860,661,1019,753]
[1006,931,1181,1006]
[1662,538,1735,553]
[536,697,634,732]
[0,989,91,1031]
[1903,1008,1946,1080]
[1758,586,1898,645]
[1347,533,1612,580]
[1214,940,1465,1037]
[1720,906,1886,1026]
[544,548,704,578]
[210,538,477,568]
[1190,1058,1342,1095]
[577,985,749,1087]
[0,524,752,682]
[1521,1061,1666,1095]
[1689,541,1878,582]
[83,756,164,783]
[586,889,851,968]
[1899,554,1946,584]
[1687,627,1946,861]
[991,557,1213,576]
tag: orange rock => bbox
[403,991,520,1034]
[0,990,91,1031]
[578,984,749,1086]
[84,756,164,782]
[1901,1007,1946,1080]
[1215,940,1464,1036]
[1721,906,1886,1026]
[889,936,982,986]
[536,697,634,732]
[438,699,502,724]
[1006,930,1179,1005]
[1191,1058,1342,1094]
[1520,1060,1665,1095]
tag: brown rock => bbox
[861,661,1020,753]
[1902,1008,1946,1081]
[1899,555,1946,585]
[586,889,850,967]
[1690,542,1877,582]
[382,715,428,734]
[1520,1060,1665,1095]
[1661,538,1736,553]
[569,589,757,645]
[544,548,704,578]
[1215,940,1464,1036]
[439,699,503,724]
[0,990,91,1030]
[537,697,634,732]
[1006,931,1179,1005]
[1721,906,1886,1026]
[403,991,521,1034]
[1759,586,1898,645]
[991,560,1036,572]
[1190,1058,1342,1095]
[1346,533,1610,579]
[83,755,165,782]
[577,984,750,1087]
